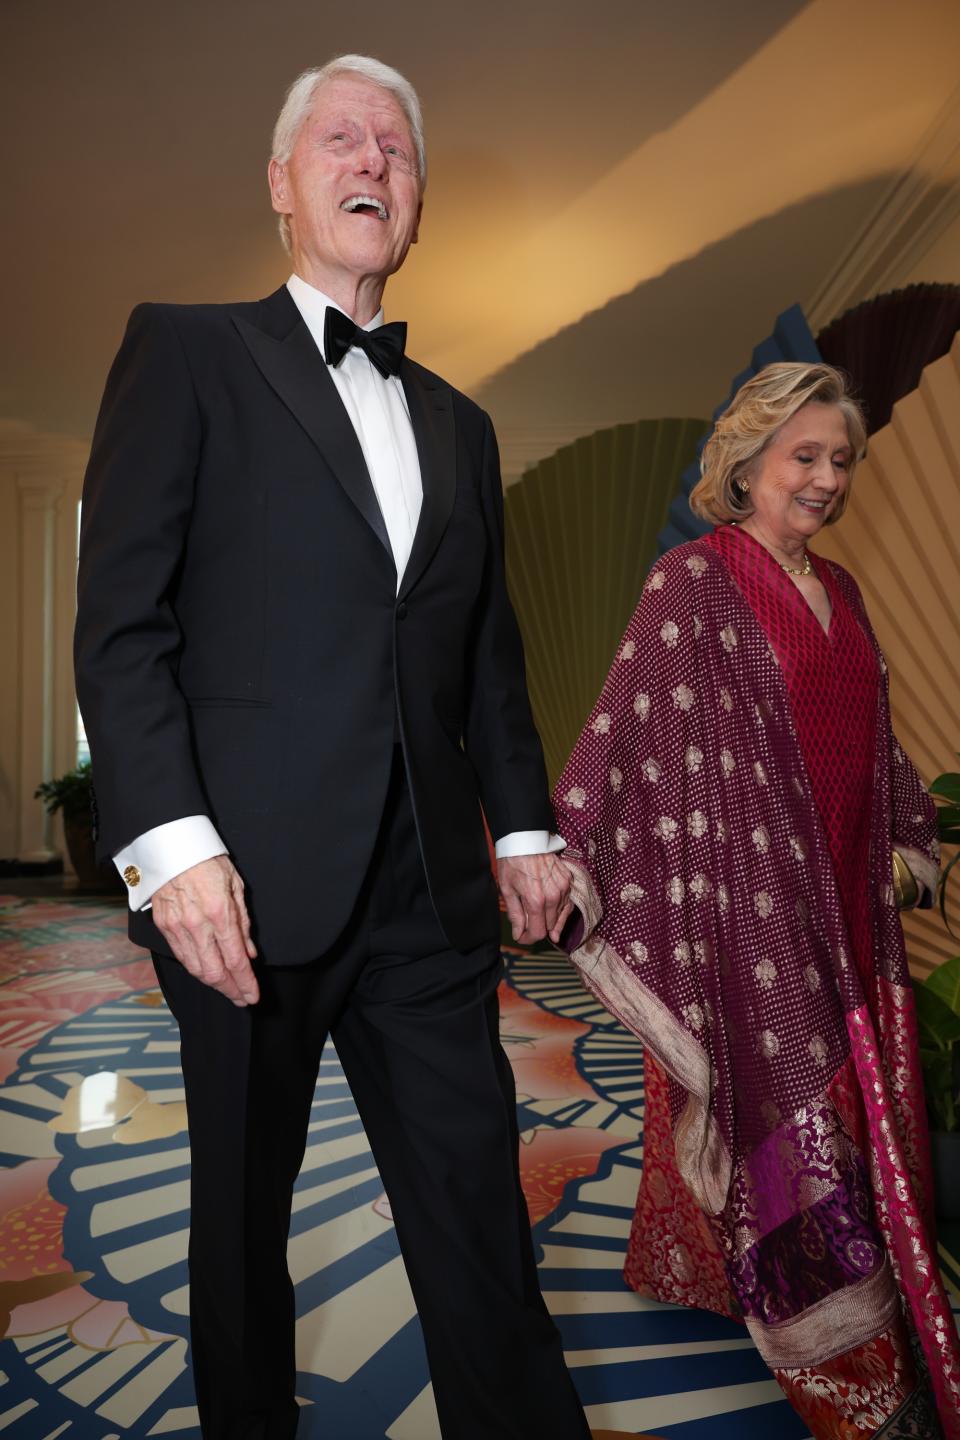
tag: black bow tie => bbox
[323,307,407,378]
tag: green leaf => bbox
[916,1047,957,1131]
[931,773,960,805]
[935,805,960,829]
[925,951,960,1018]
[914,982,960,1047]
[939,852,960,937]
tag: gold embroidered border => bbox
[565,861,731,1214]
[747,1259,899,1370]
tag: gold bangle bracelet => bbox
[892,850,919,911]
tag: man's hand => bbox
[497,852,573,946]
[152,855,259,1006]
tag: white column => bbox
[16,474,64,861]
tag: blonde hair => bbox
[690,362,867,526]
[271,55,426,254]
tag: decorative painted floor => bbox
[0,895,957,1438]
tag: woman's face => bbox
[746,402,853,547]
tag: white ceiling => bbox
[3,0,959,476]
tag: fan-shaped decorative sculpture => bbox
[658,304,821,553]
[505,418,706,784]
[813,332,960,977]
[817,283,960,434]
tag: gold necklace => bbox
[733,525,812,577]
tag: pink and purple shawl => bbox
[554,528,959,1437]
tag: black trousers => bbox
[154,753,589,1440]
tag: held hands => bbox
[152,855,259,1006]
[497,852,574,946]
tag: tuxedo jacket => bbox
[74,285,552,963]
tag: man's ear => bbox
[411,197,423,245]
[268,158,290,216]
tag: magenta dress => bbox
[554,527,959,1437]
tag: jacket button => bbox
[397,602,408,620]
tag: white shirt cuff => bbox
[113,815,228,911]
[494,830,567,859]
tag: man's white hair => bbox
[271,54,426,254]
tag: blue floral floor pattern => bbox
[1,948,957,1438]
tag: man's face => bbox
[270,75,422,288]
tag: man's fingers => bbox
[521,881,548,942]
[502,889,527,942]
[219,925,260,1005]
[549,897,575,945]
[152,859,258,1005]
[542,886,563,937]
[232,876,258,962]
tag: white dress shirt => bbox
[114,275,561,909]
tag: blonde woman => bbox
[554,364,960,1436]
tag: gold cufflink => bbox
[123,865,142,888]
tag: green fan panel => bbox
[505,417,707,785]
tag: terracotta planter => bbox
[62,814,122,892]
[931,1129,960,1223]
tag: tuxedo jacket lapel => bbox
[233,290,392,558]
[400,360,456,601]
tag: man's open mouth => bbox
[340,194,389,221]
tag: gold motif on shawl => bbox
[754,958,777,990]
[683,1003,706,1032]
[808,1036,829,1067]
[758,1029,780,1058]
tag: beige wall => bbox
[813,335,960,977]
[0,425,87,867]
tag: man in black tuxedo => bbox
[75,53,591,1440]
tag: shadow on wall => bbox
[475,175,951,444]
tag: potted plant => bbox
[915,770,960,1221]
[34,761,117,890]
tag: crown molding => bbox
[0,420,89,485]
